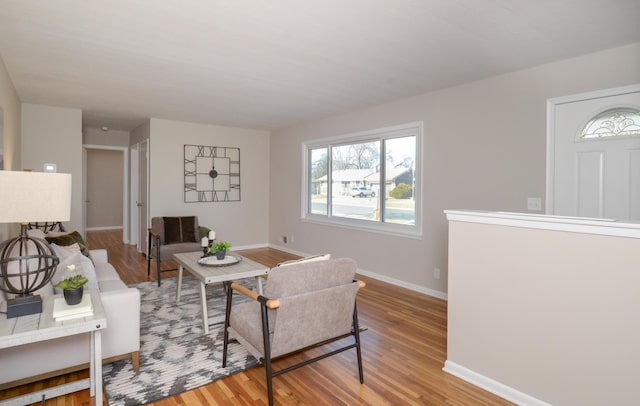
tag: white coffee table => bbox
[173,251,269,334]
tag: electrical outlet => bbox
[434,268,441,279]
[527,197,542,211]
[281,235,287,244]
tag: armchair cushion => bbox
[270,282,360,357]
[265,257,356,298]
[151,216,201,245]
[163,216,198,244]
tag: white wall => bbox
[445,212,640,405]
[0,54,21,240]
[270,42,640,295]
[148,118,270,247]
[0,54,20,172]
[130,120,150,146]
[83,127,130,147]
[21,103,83,232]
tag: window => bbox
[304,122,421,237]
[580,108,640,139]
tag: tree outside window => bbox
[305,122,421,236]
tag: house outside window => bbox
[303,122,422,237]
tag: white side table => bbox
[0,290,107,405]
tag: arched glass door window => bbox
[580,108,640,139]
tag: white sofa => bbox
[0,247,141,388]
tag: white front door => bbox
[548,85,640,221]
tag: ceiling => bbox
[0,0,638,132]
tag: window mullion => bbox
[327,146,333,218]
[379,138,386,223]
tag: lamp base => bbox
[7,295,43,318]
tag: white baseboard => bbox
[443,361,551,406]
[234,243,270,251]
[268,243,314,257]
[268,243,448,300]
[86,226,123,231]
[356,268,448,300]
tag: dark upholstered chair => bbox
[147,216,206,286]
[223,257,365,406]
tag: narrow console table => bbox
[0,290,107,406]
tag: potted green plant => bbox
[54,265,88,305]
[209,241,231,260]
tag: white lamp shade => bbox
[0,171,72,223]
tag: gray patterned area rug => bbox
[103,276,259,405]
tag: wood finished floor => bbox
[2,230,513,405]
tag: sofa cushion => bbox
[45,230,94,263]
[94,261,121,282]
[98,279,127,292]
[163,216,198,244]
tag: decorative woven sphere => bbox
[0,235,59,296]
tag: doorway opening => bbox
[83,145,129,243]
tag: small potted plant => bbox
[54,265,88,305]
[209,241,231,260]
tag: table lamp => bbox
[0,171,72,318]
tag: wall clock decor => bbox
[184,144,240,202]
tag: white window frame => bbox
[301,121,423,239]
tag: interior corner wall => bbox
[269,42,640,295]
[83,127,130,147]
[130,119,150,146]
[0,54,20,171]
[21,103,83,232]
[148,118,270,246]
[0,53,21,240]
